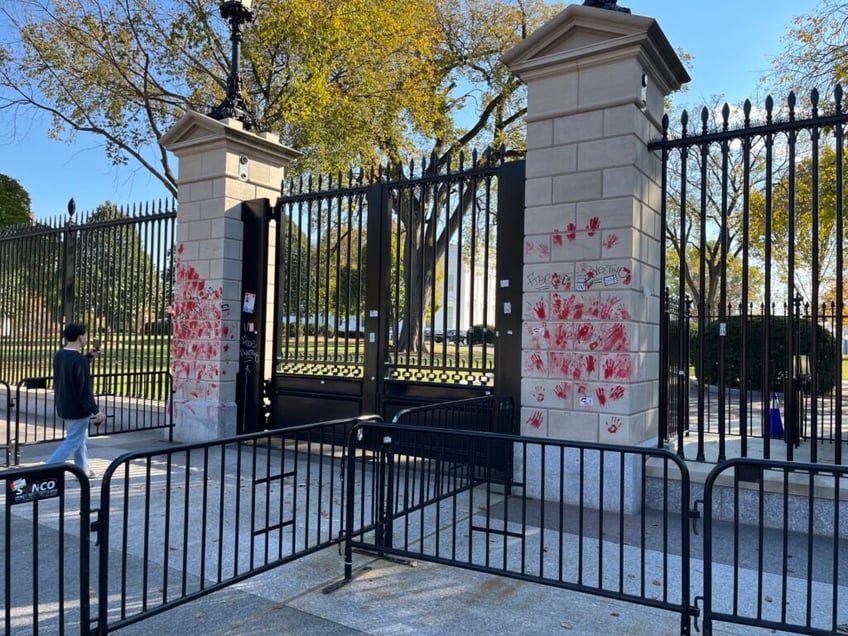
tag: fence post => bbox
[62,198,77,325]
[159,113,300,442]
[502,6,689,504]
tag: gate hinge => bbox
[690,500,702,536]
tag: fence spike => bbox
[788,91,796,119]
[498,143,506,163]
[661,113,669,140]
[765,95,774,124]
[67,198,76,220]
[700,106,709,135]
[811,88,819,115]
[458,149,465,171]
[472,147,478,168]
[721,103,730,131]
[836,85,843,113]
[743,99,751,127]
[680,110,688,137]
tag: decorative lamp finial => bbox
[582,0,631,13]
[208,0,261,131]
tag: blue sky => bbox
[0,0,823,220]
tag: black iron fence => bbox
[344,422,697,635]
[0,198,176,388]
[5,371,173,466]
[652,89,848,465]
[3,397,847,635]
[0,381,9,466]
[701,458,848,635]
[270,151,524,424]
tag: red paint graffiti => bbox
[526,352,546,374]
[586,217,600,237]
[599,296,632,321]
[552,230,563,246]
[565,222,577,242]
[534,299,547,320]
[527,411,544,429]
[603,234,619,250]
[603,355,632,380]
[554,383,570,400]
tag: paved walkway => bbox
[3,429,843,635]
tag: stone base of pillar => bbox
[172,399,237,443]
[515,443,645,514]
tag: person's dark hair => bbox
[63,323,87,343]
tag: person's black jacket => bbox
[53,349,98,420]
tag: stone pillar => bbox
[159,113,299,442]
[502,7,688,450]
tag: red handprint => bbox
[527,411,544,429]
[573,300,585,320]
[526,352,545,373]
[622,267,632,285]
[555,383,570,400]
[607,416,622,434]
[554,324,570,348]
[551,272,562,289]
[550,352,571,378]
[534,299,547,319]
[575,323,594,344]
[603,234,619,250]
[586,217,600,236]
[603,358,616,380]
[538,243,550,258]
[596,386,607,406]
[552,230,563,246]
[551,293,565,319]
[535,385,545,402]
[585,355,596,375]
[610,386,625,401]
[565,222,577,242]
[525,241,534,256]
[600,296,632,320]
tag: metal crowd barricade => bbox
[344,421,697,635]
[701,458,848,635]
[11,371,174,465]
[2,464,92,635]
[0,380,11,467]
[95,415,381,632]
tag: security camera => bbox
[238,154,249,181]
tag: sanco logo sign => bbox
[6,472,63,506]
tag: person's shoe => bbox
[86,469,98,479]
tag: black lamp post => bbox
[208,0,260,130]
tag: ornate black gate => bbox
[265,151,525,428]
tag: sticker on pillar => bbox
[242,292,256,314]
[576,262,633,289]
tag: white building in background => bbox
[431,243,497,337]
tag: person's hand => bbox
[93,411,106,426]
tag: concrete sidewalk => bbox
[3,429,837,636]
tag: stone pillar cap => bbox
[501,4,689,95]
[160,110,302,164]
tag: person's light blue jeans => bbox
[46,417,90,470]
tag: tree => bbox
[769,0,848,102]
[75,202,161,333]
[0,174,32,226]
[663,100,773,313]
[0,1,554,187]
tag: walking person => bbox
[46,323,106,478]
